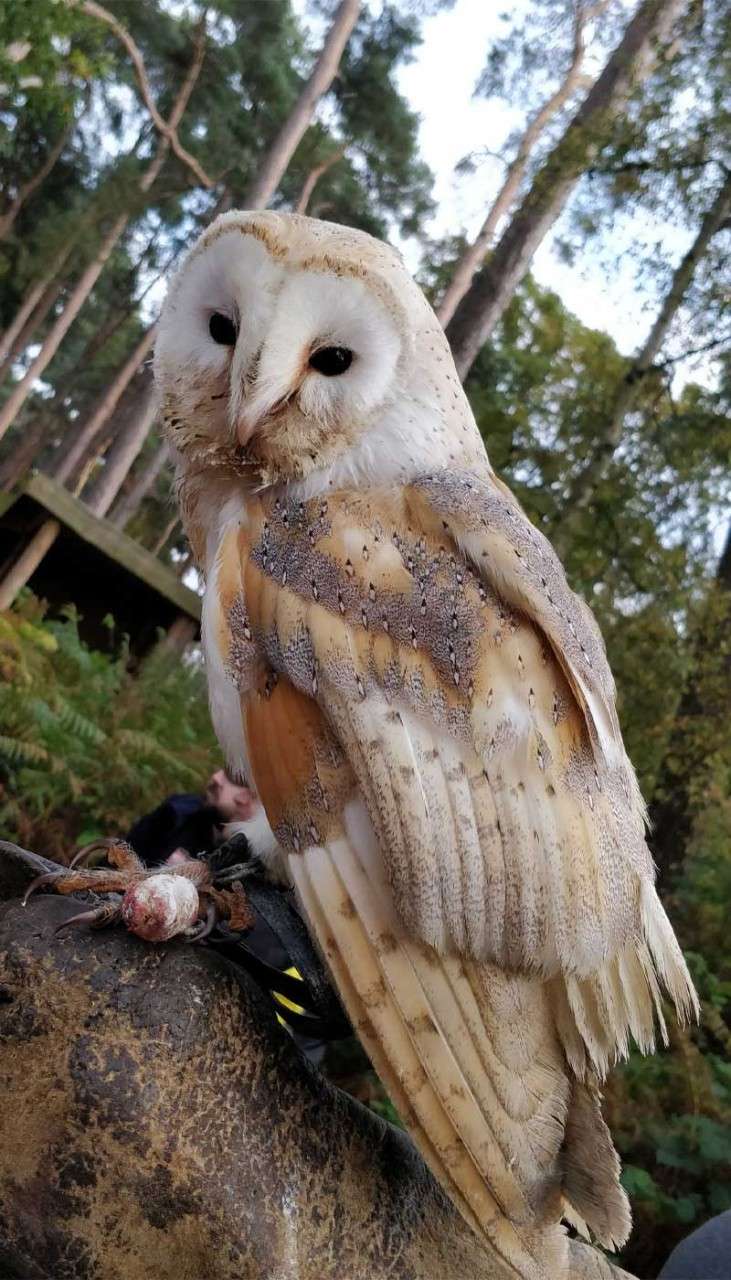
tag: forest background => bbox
[0,1,729,1275]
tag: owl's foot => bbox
[22,840,147,911]
[22,842,254,942]
[69,837,144,874]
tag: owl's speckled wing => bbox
[208,467,695,1268]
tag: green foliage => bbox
[0,595,218,859]
[330,4,434,236]
[322,1031,405,1131]
[0,0,106,121]
[609,1027,731,1276]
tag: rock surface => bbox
[0,855,631,1279]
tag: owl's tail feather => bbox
[640,878,699,1027]
[290,818,580,1280]
[550,879,699,1084]
[561,1077,631,1252]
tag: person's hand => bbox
[166,848,191,865]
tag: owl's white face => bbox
[155,212,485,516]
[155,220,420,490]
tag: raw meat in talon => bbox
[121,874,199,941]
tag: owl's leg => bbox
[206,882,255,934]
[21,838,146,909]
[22,863,132,935]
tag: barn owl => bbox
[154,210,697,1279]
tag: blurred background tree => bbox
[0,2,728,1275]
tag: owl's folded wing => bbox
[238,471,695,1041]
[401,471,697,1023]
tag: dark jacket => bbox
[127,794,220,866]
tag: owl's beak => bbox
[236,408,262,448]
[236,384,298,448]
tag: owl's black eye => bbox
[209,312,237,346]
[309,346,353,376]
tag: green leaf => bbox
[621,1166,661,1200]
[671,1196,702,1225]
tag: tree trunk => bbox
[0,228,157,387]
[9,343,127,489]
[0,414,49,491]
[0,245,73,374]
[0,518,61,611]
[83,388,158,517]
[445,0,688,381]
[0,312,136,491]
[107,438,170,529]
[0,211,134,443]
[151,512,179,556]
[436,1,609,328]
[0,22,206,444]
[51,324,157,486]
[552,171,731,556]
[63,361,154,490]
[649,522,731,894]
[0,115,77,241]
[242,0,361,210]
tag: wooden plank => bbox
[15,471,201,621]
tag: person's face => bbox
[205,768,259,823]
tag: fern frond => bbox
[51,696,108,747]
[116,729,201,782]
[0,735,50,765]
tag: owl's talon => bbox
[68,841,106,871]
[22,872,65,906]
[55,902,123,934]
[70,838,142,874]
[186,901,217,943]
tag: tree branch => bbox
[295,147,346,214]
[588,156,723,177]
[445,0,689,379]
[651,333,731,369]
[436,0,610,326]
[69,0,214,190]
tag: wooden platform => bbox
[0,472,200,655]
